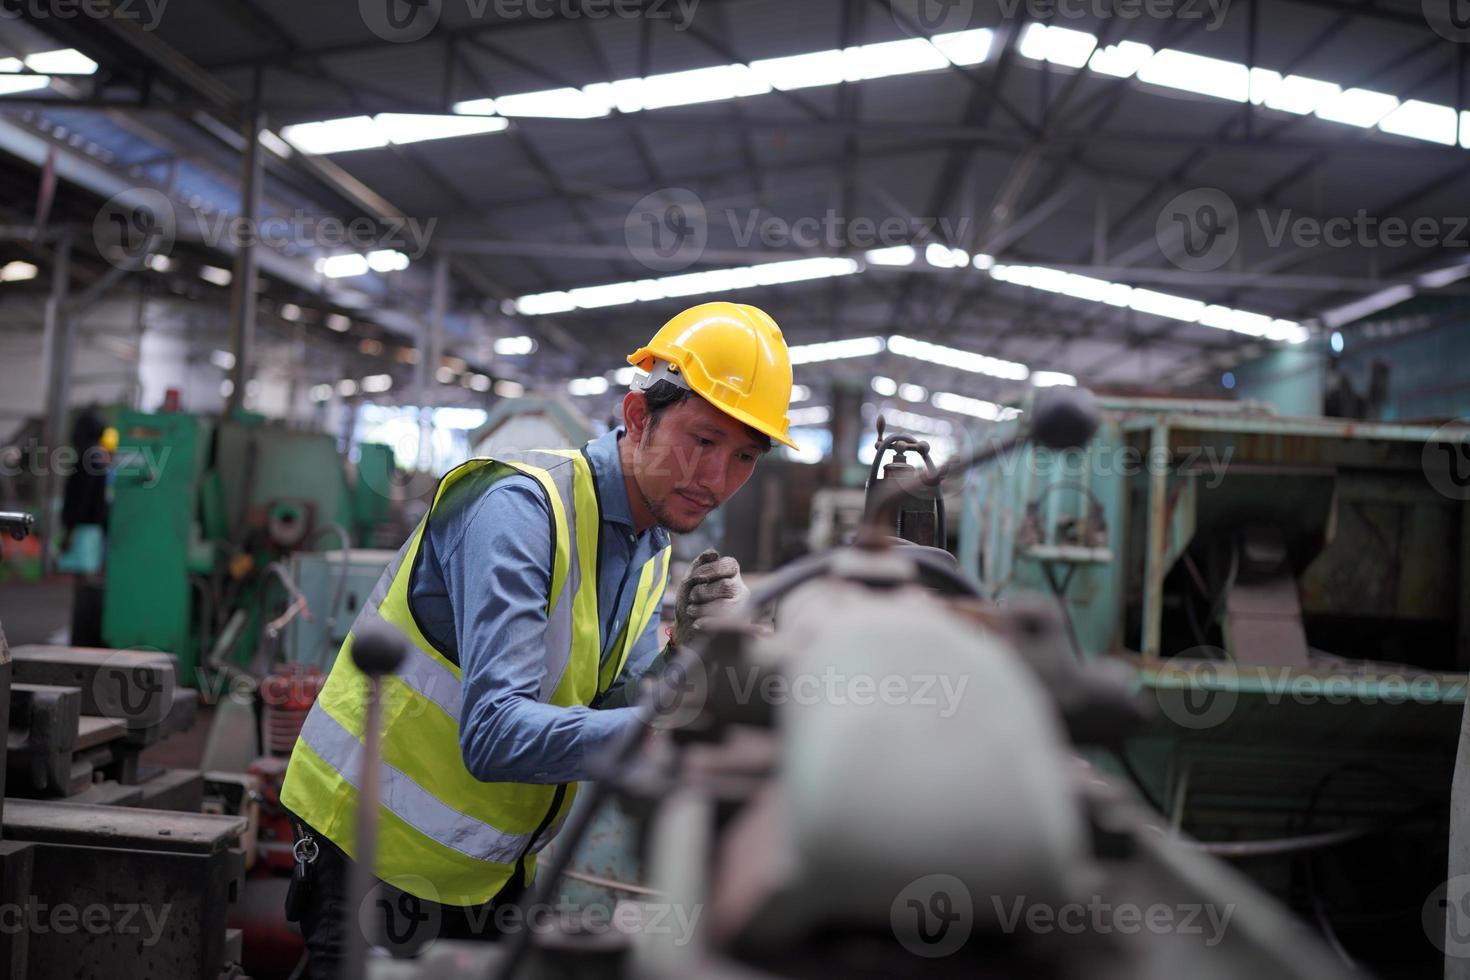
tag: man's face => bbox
[628,394,766,533]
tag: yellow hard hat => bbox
[99,426,119,453]
[627,302,798,450]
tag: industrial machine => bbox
[99,407,395,687]
[292,389,1350,979]
[0,510,253,979]
[959,395,1470,975]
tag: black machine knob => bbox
[351,622,407,677]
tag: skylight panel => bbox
[1019,24,1098,69]
[1379,99,1458,145]
[1315,87,1398,128]
[930,28,994,66]
[1088,40,1153,78]
[1137,49,1249,102]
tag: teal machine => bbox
[100,408,395,687]
[960,395,1470,975]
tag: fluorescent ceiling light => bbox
[200,265,232,287]
[367,249,409,273]
[281,113,504,153]
[789,336,885,364]
[880,408,953,435]
[1250,70,1338,115]
[888,335,1029,381]
[898,383,928,402]
[787,406,832,426]
[843,37,950,81]
[282,116,385,154]
[931,29,993,66]
[865,245,917,267]
[601,64,771,113]
[0,260,37,282]
[1031,371,1077,388]
[568,376,610,396]
[494,379,526,397]
[1137,49,1249,103]
[872,376,898,396]
[376,113,507,144]
[1019,24,1097,69]
[972,253,995,271]
[483,88,612,118]
[362,374,393,393]
[1379,100,1458,145]
[326,313,352,332]
[750,49,847,91]
[790,384,812,403]
[1316,87,1398,128]
[494,335,536,355]
[512,257,859,315]
[24,48,96,74]
[925,243,969,268]
[932,391,1009,421]
[317,254,370,278]
[1088,40,1153,79]
[0,74,51,95]
[986,261,1305,344]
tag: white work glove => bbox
[672,549,750,648]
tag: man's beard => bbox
[637,480,708,534]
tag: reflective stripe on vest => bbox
[280,448,670,906]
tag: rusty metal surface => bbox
[4,798,246,855]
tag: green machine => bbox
[959,396,1470,975]
[100,408,395,687]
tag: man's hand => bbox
[673,548,749,647]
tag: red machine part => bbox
[252,664,325,872]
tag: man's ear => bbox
[623,390,650,443]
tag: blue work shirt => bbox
[409,428,670,784]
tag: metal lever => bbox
[342,622,407,980]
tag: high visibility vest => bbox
[280,448,671,906]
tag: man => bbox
[280,301,798,976]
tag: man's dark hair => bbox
[641,380,773,452]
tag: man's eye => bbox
[737,453,756,463]
[695,437,713,447]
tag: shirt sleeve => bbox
[596,598,670,710]
[429,476,643,784]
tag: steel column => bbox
[225,110,264,416]
[38,233,73,574]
